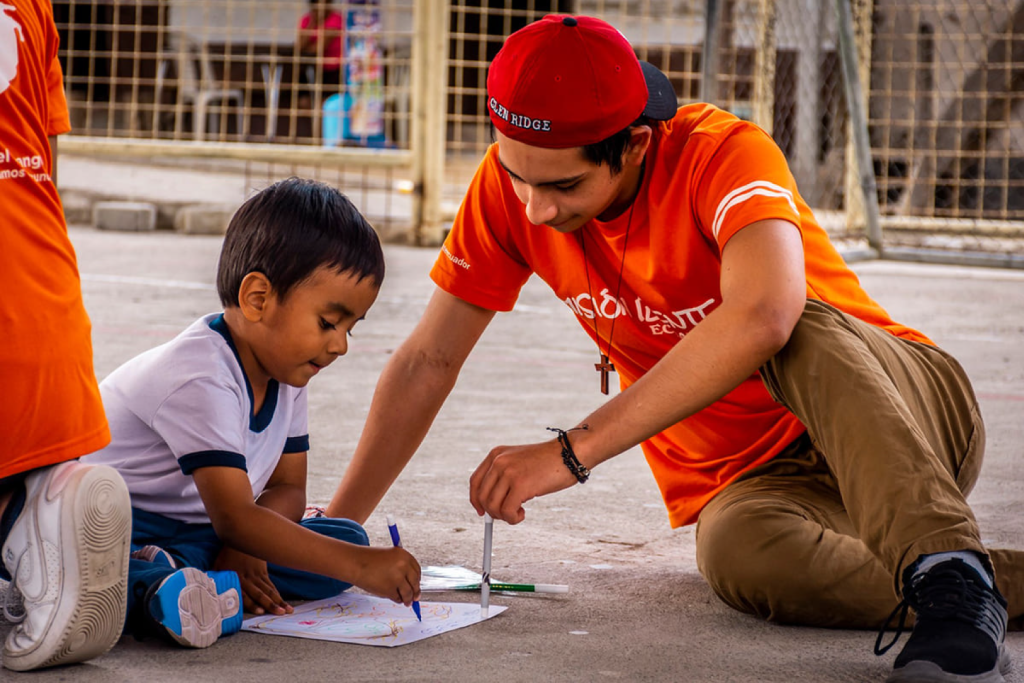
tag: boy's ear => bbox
[237,272,273,321]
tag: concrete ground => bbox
[3,222,1024,682]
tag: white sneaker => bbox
[1,461,131,671]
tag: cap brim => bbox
[640,61,678,121]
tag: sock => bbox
[913,550,993,588]
[0,483,27,581]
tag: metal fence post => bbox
[836,0,882,251]
[411,0,450,246]
[701,0,721,104]
[753,0,776,134]
[410,0,427,242]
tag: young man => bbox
[326,14,1020,683]
[0,0,132,671]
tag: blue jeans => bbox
[126,507,368,633]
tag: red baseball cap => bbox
[486,15,677,149]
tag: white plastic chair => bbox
[155,34,243,141]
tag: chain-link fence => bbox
[57,0,414,145]
[868,0,1024,255]
[54,0,417,238]
[441,1,861,241]
[50,0,1023,255]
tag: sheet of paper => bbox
[241,592,507,647]
[419,564,483,591]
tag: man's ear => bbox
[238,272,272,322]
[624,125,653,168]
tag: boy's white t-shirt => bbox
[84,313,309,524]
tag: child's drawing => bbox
[242,593,506,647]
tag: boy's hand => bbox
[214,546,293,616]
[353,546,421,606]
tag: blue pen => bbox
[386,515,422,621]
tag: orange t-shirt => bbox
[431,104,931,528]
[0,0,109,478]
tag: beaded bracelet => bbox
[547,425,591,484]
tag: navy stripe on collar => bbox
[209,314,279,433]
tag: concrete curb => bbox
[63,188,413,243]
[93,201,157,232]
[173,204,239,236]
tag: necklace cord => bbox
[606,200,635,353]
[578,185,638,362]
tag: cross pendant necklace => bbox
[595,354,615,395]
[578,196,636,395]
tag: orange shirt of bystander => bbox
[0,0,110,478]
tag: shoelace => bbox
[3,584,26,623]
[1,557,27,623]
[874,563,1004,656]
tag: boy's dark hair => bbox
[581,115,653,175]
[217,177,384,307]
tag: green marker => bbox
[456,582,569,594]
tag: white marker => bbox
[481,513,493,617]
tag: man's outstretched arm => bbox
[326,287,495,523]
[470,218,808,523]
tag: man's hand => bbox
[469,439,579,524]
[351,546,421,606]
[213,546,291,616]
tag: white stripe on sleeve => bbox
[711,180,798,241]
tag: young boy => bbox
[83,177,420,648]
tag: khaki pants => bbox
[695,299,1024,629]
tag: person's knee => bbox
[342,520,370,547]
[697,498,818,621]
[775,300,846,363]
[303,517,369,547]
[697,503,774,609]
[762,299,859,404]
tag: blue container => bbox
[322,94,344,148]
[321,92,387,148]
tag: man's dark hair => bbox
[581,115,653,174]
[216,177,384,307]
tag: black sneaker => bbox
[875,557,1010,682]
